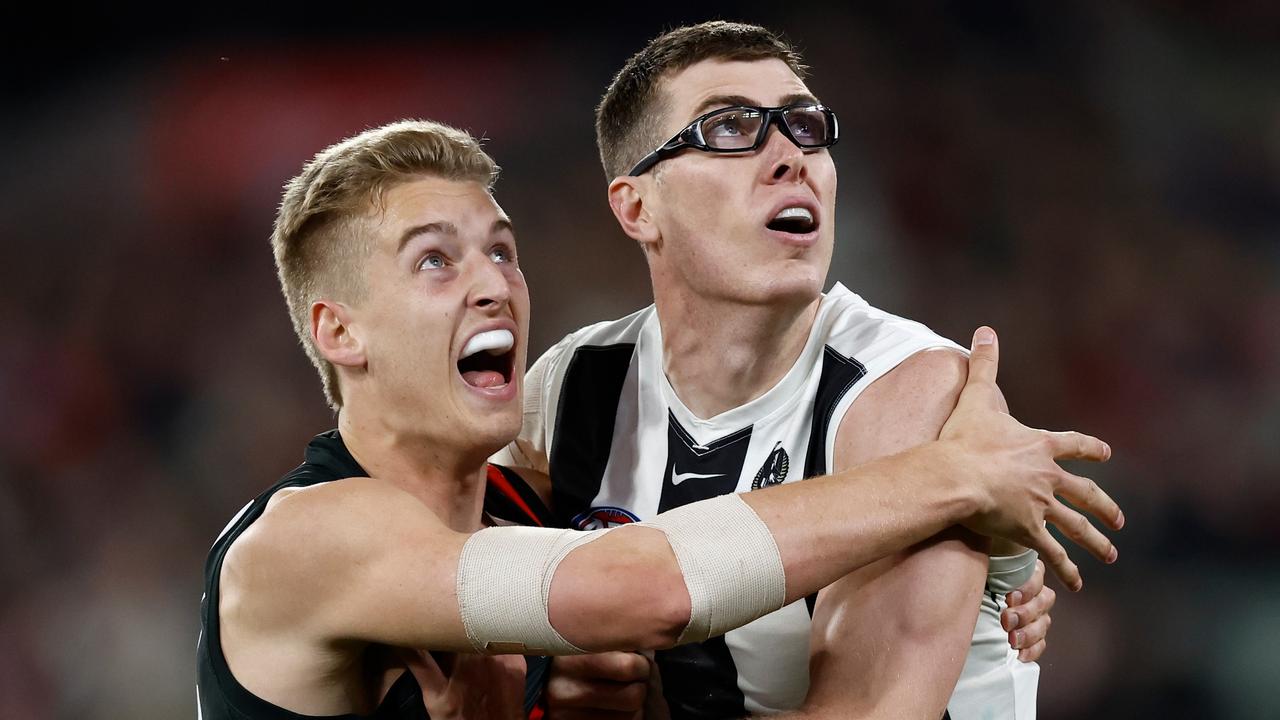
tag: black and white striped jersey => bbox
[496,283,1038,719]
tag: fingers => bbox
[1004,582,1055,639]
[1004,559,1046,610]
[1045,430,1112,464]
[952,327,1003,417]
[1024,527,1081,592]
[554,651,650,683]
[546,652,650,714]
[546,674,647,713]
[1010,611,1051,656]
[1003,567,1053,633]
[967,326,1000,385]
[1045,499,1117,565]
[1017,638,1047,663]
[1057,470,1125,531]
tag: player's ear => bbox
[312,299,366,369]
[608,176,661,251]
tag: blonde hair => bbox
[271,119,499,409]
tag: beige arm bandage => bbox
[641,493,787,645]
[455,493,787,654]
[456,526,608,655]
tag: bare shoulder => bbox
[836,348,968,465]
[229,478,415,561]
[220,477,441,627]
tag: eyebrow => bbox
[396,219,515,254]
[397,222,455,254]
[689,92,821,118]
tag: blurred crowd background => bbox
[2,2,1277,717]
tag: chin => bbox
[466,408,524,457]
[746,266,825,306]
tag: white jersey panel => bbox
[815,283,966,472]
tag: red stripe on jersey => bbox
[486,464,544,527]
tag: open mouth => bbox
[457,329,515,389]
[766,206,817,235]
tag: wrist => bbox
[926,440,987,523]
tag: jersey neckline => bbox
[643,283,861,441]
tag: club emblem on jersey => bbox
[572,505,640,530]
[751,442,790,490]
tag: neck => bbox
[336,405,488,533]
[654,286,820,419]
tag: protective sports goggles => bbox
[628,102,839,176]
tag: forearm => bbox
[546,442,979,652]
[744,441,978,605]
[802,528,986,718]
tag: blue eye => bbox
[707,116,745,137]
[490,246,514,264]
[418,253,446,271]
[700,109,763,150]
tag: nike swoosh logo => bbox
[671,471,725,486]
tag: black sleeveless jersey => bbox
[196,430,554,719]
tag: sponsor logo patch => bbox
[572,505,641,530]
[751,441,790,490]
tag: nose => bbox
[467,253,511,312]
[760,118,807,184]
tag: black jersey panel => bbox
[547,343,636,527]
[658,412,752,513]
[801,346,867,478]
[657,636,748,720]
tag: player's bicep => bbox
[802,348,986,712]
[804,528,986,715]
[222,478,474,652]
[837,347,967,461]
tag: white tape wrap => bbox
[456,526,608,655]
[641,493,787,645]
[986,548,1039,595]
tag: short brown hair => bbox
[271,119,499,410]
[595,21,808,180]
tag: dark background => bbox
[3,2,1277,717]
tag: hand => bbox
[402,648,526,720]
[940,327,1125,591]
[544,651,661,720]
[1001,559,1055,662]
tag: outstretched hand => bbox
[941,327,1124,591]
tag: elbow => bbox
[637,576,692,650]
[590,556,691,651]
[547,538,692,652]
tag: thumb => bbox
[965,326,1000,389]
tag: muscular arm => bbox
[800,349,986,719]
[222,332,1119,706]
